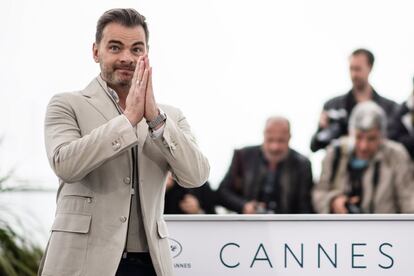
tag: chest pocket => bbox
[57,194,94,215]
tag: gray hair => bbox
[348,101,387,135]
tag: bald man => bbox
[218,117,314,214]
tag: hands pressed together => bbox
[124,55,160,127]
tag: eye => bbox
[109,45,120,52]
[132,47,143,54]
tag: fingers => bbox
[136,59,145,86]
[349,196,360,205]
[132,55,144,85]
[319,111,329,128]
[147,66,153,92]
[139,68,149,90]
[132,55,149,87]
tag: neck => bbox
[110,85,129,110]
[101,75,130,109]
[268,162,278,171]
[353,84,372,102]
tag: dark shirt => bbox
[164,181,216,214]
[257,160,284,213]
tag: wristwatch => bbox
[147,110,167,129]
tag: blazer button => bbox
[123,177,131,184]
[120,216,127,223]
[112,141,121,151]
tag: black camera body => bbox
[345,201,363,214]
[316,108,348,144]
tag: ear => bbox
[92,43,99,63]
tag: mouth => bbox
[116,68,135,77]
[116,68,134,72]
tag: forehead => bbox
[355,127,381,137]
[264,122,290,136]
[350,54,369,65]
[101,22,146,45]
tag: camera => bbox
[316,108,348,144]
[345,201,362,214]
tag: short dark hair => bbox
[351,48,375,68]
[95,8,149,44]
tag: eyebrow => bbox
[107,40,145,47]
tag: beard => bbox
[352,77,368,90]
[264,149,287,164]
[100,62,135,88]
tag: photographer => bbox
[313,101,414,214]
[218,117,314,214]
[310,49,397,152]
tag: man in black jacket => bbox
[389,77,414,159]
[164,172,217,214]
[311,49,397,152]
[218,117,314,214]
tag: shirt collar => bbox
[96,74,120,104]
[107,86,120,104]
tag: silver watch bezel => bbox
[148,111,167,129]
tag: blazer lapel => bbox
[250,163,267,199]
[80,76,120,121]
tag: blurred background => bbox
[1,0,414,264]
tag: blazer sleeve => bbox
[388,104,414,159]
[394,147,414,213]
[151,107,210,188]
[44,93,138,183]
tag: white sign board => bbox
[165,215,414,276]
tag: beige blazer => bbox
[313,137,414,214]
[39,76,210,276]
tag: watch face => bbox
[149,112,167,129]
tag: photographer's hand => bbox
[319,111,329,128]
[331,195,348,214]
[243,201,257,214]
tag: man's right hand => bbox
[243,201,257,214]
[319,111,329,129]
[330,195,348,214]
[124,56,148,126]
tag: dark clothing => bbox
[258,162,284,212]
[346,159,368,199]
[164,181,216,214]
[116,252,156,276]
[388,96,414,159]
[217,146,314,214]
[311,89,398,152]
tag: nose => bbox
[119,50,134,65]
[359,139,369,151]
[269,142,281,152]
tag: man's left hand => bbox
[143,56,160,126]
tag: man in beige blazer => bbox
[38,8,209,276]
